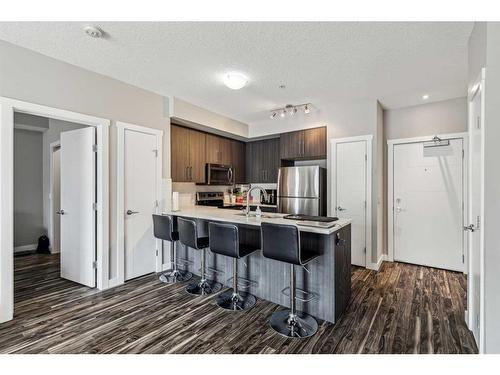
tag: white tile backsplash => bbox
[171,182,232,207]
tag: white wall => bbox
[13,129,44,248]
[172,97,249,139]
[384,97,467,140]
[0,39,170,282]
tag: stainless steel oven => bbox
[205,163,234,185]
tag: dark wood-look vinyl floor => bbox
[0,253,477,354]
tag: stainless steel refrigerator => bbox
[277,166,327,216]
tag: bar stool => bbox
[152,214,192,283]
[178,217,222,296]
[261,222,319,338]
[208,222,258,311]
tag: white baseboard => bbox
[367,254,387,271]
[107,277,122,289]
[14,244,37,253]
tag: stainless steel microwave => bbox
[205,163,234,185]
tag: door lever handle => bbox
[463,224,475,232]
[126,210,140,215]
[56,210,65,215]
[337,206,346,211]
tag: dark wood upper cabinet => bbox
[280,130,304,160]
[188,129,206,183]
[303,126,327,159]
[171,125,191,182]
[280,126,327,160]
[171,124,206,183]
[172,123,324,184]
[230,140,246,183]
[206,134,232,165]
[246,138,280,183]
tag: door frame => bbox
[387,132,468,268]
[116,122,163,286]
[330,135,373,269]
[467,68,485,352]
[48,140,61,254]
[0,97,110,323]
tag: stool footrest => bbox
[177,258,194,266]
[226,276,258,290]
[198,266,225,276]
[281,286,318,303]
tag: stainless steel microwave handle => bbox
[228,167,233,183]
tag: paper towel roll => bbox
[172,191,179,211]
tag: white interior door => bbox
[393,138,464,271]
[335,140,367,267]
[51,147,61,254]
[60,127,96,287]
[124,129,158,281]
[468,84,483,345]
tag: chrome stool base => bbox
[269,310,318,339]
[216,290,256,311]
[159,269,193,284]
[186,279,222,296]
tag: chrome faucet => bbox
[245,186,269,217]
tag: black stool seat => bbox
[178,217,221,296]
[152,214,179,242]
[152,214,192,284]
[261,222,319,265]
[261,222,320,339]
[208,222,258,311]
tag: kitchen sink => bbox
[234,212,283,219]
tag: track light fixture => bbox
[269,103,312,119]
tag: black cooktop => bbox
[283,214,338,223]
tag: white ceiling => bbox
[0,22,473,125]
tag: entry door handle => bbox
[56,210,65,215]
[463,224,475,232]
[126,210,140,215]
[337,206,346,211]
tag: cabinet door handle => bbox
[189,166,193,181]
[185,167,188,180]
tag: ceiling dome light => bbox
[422,94,429,100]
[304,104,310,114]
[223,72,248,90]
[84,25,104,38]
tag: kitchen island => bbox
[162,206,352,323]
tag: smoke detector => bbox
[84,25,103,38]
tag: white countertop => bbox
[162,206,351,235]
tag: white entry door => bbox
[60,127,96,287]
[467,78,484,346]
[393,138,464,271]
[124,128,159,280]
[333,139,369,267]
